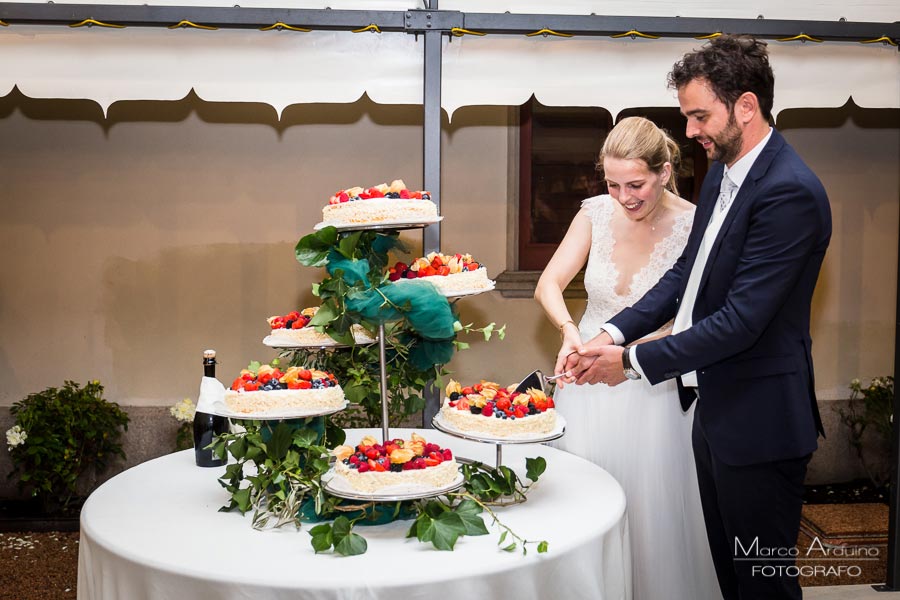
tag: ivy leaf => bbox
[343,383,370,405]
[407,515,426,538]
[309,523,333,553]
[422,512,467,551]
[334,533,368,556]
[454,498,482,517]
[292,428,319,448]
[331,516,353,543]
[451,499,488,535]
[325,419,346,447]
[309,301,338,327]
[336,231,362,259]
[267,423,293,460]
[537,541,549,553]
[295,228,338,267]
[457,512,489,536]
[525,456,547,482]
[233,487,252,513]
[501,542,517,552]
[228,436,248,460]
[498,530,508,546]
[497,466,517,492]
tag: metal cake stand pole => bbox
[379,322,389,442]
[496,443,502,469]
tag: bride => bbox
[535,116,721,600]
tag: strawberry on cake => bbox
[320,179,439,227]
[225,364,345,415]
[389,252,495,296]
[263,307,376,348]
[330,433,459,493]
[439,380,557,438]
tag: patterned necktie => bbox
[718,172,737,213]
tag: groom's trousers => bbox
[692,412,811,600]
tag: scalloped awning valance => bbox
[1,0,897,118]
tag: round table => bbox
[77,428,631,600]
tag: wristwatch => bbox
[622,347,642,381]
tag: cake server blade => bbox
[514,370,545,394]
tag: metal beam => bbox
[0,3,408,30]
[0,3,896,44]
[461,12,900,43]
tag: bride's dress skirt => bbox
[554,375,722,600]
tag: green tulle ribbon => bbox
[322,250,457,369]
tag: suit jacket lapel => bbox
[679,165,721,299]
[695,130,786,298]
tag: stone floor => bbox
[805,583,900,598]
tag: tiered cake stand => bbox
[212,212,563,501]
[431,412,566,469]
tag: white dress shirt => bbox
[603,128,773,384]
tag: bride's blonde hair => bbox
[598,116,682,195]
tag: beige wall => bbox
[0,92,897,412]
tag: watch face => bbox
[625,368,641,381]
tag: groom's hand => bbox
[574,345,627,386]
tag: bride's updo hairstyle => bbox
[598,116,682,195]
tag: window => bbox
[518,102,612,271]
[497,100,708,297]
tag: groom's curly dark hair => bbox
[668,35,775,122]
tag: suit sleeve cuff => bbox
[600,323,625,345]
[629,346,648,379]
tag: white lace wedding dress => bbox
[554,195,722,600]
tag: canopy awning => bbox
[1,1,898,118]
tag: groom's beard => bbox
[708,112,743,165]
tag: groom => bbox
[563,36,831,600]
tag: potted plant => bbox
[838,376,893,491]
[5,380,130,516]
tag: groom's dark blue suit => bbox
[608,129,831,600]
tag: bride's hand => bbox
[554,328,583,388]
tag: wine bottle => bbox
[194,349,229,467]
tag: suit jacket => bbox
[608,129,831,466]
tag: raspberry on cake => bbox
[320,179,439,227]
[330,433,459,493]
[389,252,495,296]
[225,364,345,415]
[263,307,375,348]
[439,380,557,438]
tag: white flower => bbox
[6,425,27,449]
[169,398,196,423]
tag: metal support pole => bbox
[421,3,443,428]
[875,199,900,592]
[422,32,442,255]
[379,323,389,442]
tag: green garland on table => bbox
[210,419,549,556]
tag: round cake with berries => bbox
[330,433,459,493]
[439,380,557,438]
[389,253,494,296]
[225,364,345,415]
[320,179,439,227]
[263,307,376,348]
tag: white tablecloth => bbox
[77,428,631,600]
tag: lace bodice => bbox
[580,194,694,338]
